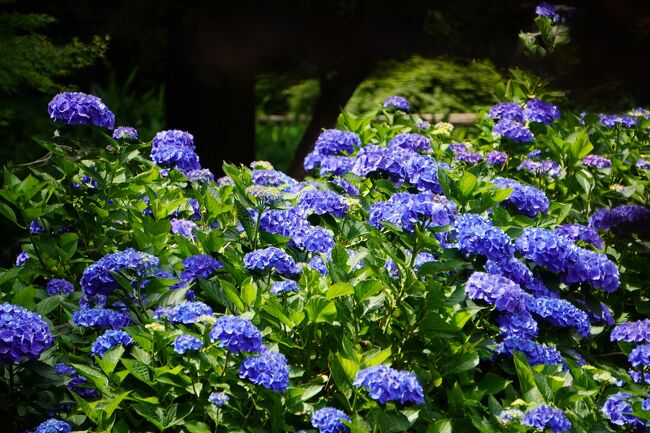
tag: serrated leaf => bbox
[327,282,354,299]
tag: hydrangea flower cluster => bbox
[252,169,297,188]
[521,405,571,433]
[369,192,456,233]
[454,213,514,263]
[173,334,204,354]
[243,246,301,276]
[150,129,201,172]
[158,301,214,324]
[210,315,263,354]
[314,129,361,156]
[582,154,612,168]
[600,114,638,128]
[485,258,533,286]
[351,145,409,179]
[388,133,431,152]
[15,250,29,266]
[33,418,72,433]
[331,177,359,196]
[112,126,138,140]
[353,365,424,404]
[383,96,410,111]
[30,220,45,234]
[298,189,349,218]
[80,248,160,296]
[465,272,526,313]
[517,159,561,177]
[402,153,443,193]
[170,218,198,239]
[46,278,75,296]
[637,158,650,169]
[488,102,524,122]
[271,280,299,294]
[492,119,534,143]
[48,92,115,129]
[589,204,650,234]
[498,336,564,366]
[561,245,619,292]
[601,393,645,428]
[179,254,223,283]
[311,407,351,433]
[209,392,230,407]
[239,349,289,392]
[486,151,508,166]
[611,319,650,343]
[493,178,549,217]
[628,344,650,367]
[524,98,560,125]
[72,308,131,329]
[497,311,538,339]
[90,329,133,357]
[0,303,54,364]
[448,142,483,164]
[526,296,590,336]
[318,156,354,176]
[55,363,98,398]
[554,223,603,249]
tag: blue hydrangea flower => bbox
[0,303,54,364]
[72,308,131,329]
[628,344,650,367]
[29,220,45,234]
[150,130,201,172]
[313,130,361,156]
[493,178,549,217]
[317,155,353,176]
[526,296,590,336]
[388,133,431,152]
[369,192,456,233]
[498,336,564,366]
[600,114,638,128]
[454,213,514,263]
[152,129,194,148]
[637,158,650,169]
[402,154,442,193]
[353,365,424,404]
[602,393,645,427]
[48,92,115,129]
[611,320,650,343]
[312,407,351,433]
[252,169,297,187]
[210,315,263,354]
[180,254,223,283]
[582,154,612,168]
[298,189,349,218]
[55,363,98,398]
[270,280,299,294]
[465,272,526,313]
[208,392,230,407]
[46,278,75,296]
[239,349,289,392]
[162,301,213,324]
[16,250,30,266]
[521,405,571,433]
[486,150,508,166]
[554,223,603,249]
[536,3,561,22]
[90,329,133,357]
[171,218,199,239]
[80,248,159,296]
[34,418,72,433]
[524,98,560,125]
[485,257,533,287]
[331,177,359,196]
[351,145,412,179]
[243,247,300,277]
[112,126,138,140]
[383,96,410,111]
[589,205,650,234]
[258,207,311,238]
[493,119,534,143]
[517,159,561,177]
[488,102,524,122]
[515,228,571,273]
[498,311,539,339]
[183,168,213,182]
[173,334,204,354]
[454,150,483,165]
[561,246,619,293]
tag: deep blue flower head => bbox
[312,407,351,433]
[55,363,98,398]
[210,315,263,354]
[600,114,638,128]
[173,334,204,354]
[180,254,223,282]
[252,169,297,187]
[524,98,560,125]
[493,178,549,217]
[388,133,431,152]
[258,207,311,239]
[521,405,571,433]
[90,329,133,357]
[184,168,215,182]
[454,150,483,165]
[171,218,198,239]
[486,151,508,166]
[498,311,538,339]
[271,280,299,294]
[298,189,349,218]
[370,192,456,233]
[637,158,650,169]
[465,272,526,313]
[239,349,289,392]
[485,258,533,286]
[152,129,194,148]
[351,145,413,179]
[112,126,138,140]
[383,96,410,111]
[498,336,564,366]
[517,159,561,177]
[209,392,230,407]
[29,220,45,234]
[488,102,524,122]
[403,154,442,193]
[151,145,201,172]
[0,303,53,364]
[164,301,213,324]
[46,278,75,296]
[72,308,131,329]
[353,365,424,404]
[561,246,619,292]
[554,223,603,249]
[536,3,561,22]
[589,205,650,235]
[493,119,534,143]
[515,228,571,273]
[602,393,645,427]
[611,320,650,343]
[16,250,30,266]
[582,154,612,168]
[304,151,323,172]
[454,213,514,262]
[314,129,361,156]
[628,344,650,368]
[48,92,115,129]
[332,177,359,196]
[308,254,329,275]
[34,418,72,433]
[319,155,354,176]
[80,248,160,296]
[301,226,335,254]
[243,246,300,277]
[526,296,590,336]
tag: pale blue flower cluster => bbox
[239,349,289,392]
[353,365,424,404]
[210,315,263,354]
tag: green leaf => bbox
[447,351,479,375]
[97,345,125,375]
[103,391,130,418]
[241,278,257,307]
[234,199,256,243]
[12,286,35,308]
[427,419,453,433]
[220,279,245,312]
[121,358,152,385]
[327,282,354,299]
[186,421,212,433]
[513,352,545,403]
[35,296,60,316]
[459,171,478,198]
[0,202,17,224]
[133,404,164,432]
[354,280,384,302]
[305,296,337,324]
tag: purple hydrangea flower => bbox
[526,296,590,336]
[252,169,297,187]
[180,254,222,283]
[48,92,115,129]
[184,168,215,182]
[34,418,72,433]
[517,159,561,177]
[521,405,571,433]
[314,130,361,156]
[150,130,201,172]
[90,329,133,357]
[498,311,538,339]
[561,246,619,293]
[465,272,526,313]
[210,315,263,354]
[72,308,131,329]
[350,145,412,179]
[80,248,159,296]
[486,151,508,166]
[485,258,533,287]
[493,178,549,217]
[369,192,456,233]
[162,301,213,324]
[173,334,204,354]
[298,189,349,218]
[388,133,431,152]
[600,114,638,128]
[602,393,645,427]
[353,365,424,404]
[0,303,54,364]
[515,228,572,273]
[403,154,442,193]
[243,246,300,277]
[383,96,410,111]
[637,158,650,169]
[589,205,650,235]
[628,344,650,367]
[239,349,289,392]
[16,250,30,266]
[29,220,45,234]
[270,280,299,294]
[454,213,515,263]
[55,363,98,398]
[46,278,75,296]
[209,392,230,407]
[611,320,650,343]
[493,119,534,143]
[112,126,138,140]
[498,336,564,366]
[171,218,199,239]
[312,407,351,433]
[582,154,612,168]
[524,98,560,125]
[488,102,524,122]
[319,156,354,176]
[536,3,561,22]
[554,223,603,249]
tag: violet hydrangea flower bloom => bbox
[270,280,299,294]
[492,119,534,143]
[369,192,456,233]
[353,365,424,404]
[162,301,213,324]
[298,189,349,218]
[239,349,289,392]
[72,308,131,329]
[312,407,351,433]
[210,315,263,354]
[34,419,72,433]
[497,336,564,366]
[0,303,54,364]
[209,392,230,407]
[46,278,75,296]
[465,272,526,313]
[383,96,410,111]
[15,250,29,266]
[454,213,514,263]
[388,133,431,152]
[582,154,612,168]
[611,319,650,343]
[243,246,300,276]
[602,393,645,428]
[488,102,524,122]
[80,248,160,296]
[170,218,198,239]
[524,98,560,125]
[173,334,204,354]
[112,126,138,140]
[29,220,45,234]
[313,129,361,156]
[493,178,549,217]
[521,405,571,433]
[526,296,590,336]
[90,329,133,357]
[48,92,115,129]
[180,254,223,283]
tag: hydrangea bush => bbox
[2,11,650,433]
